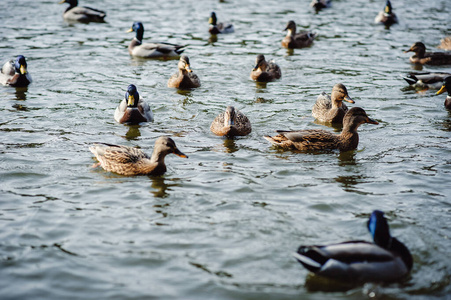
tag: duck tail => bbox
[401,74,418,85]
[175,45,186,55]
[293,248,323,272]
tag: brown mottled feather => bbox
[210,106,252,137]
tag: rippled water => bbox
[1,0,450,299]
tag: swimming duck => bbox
[310,0,331,11]
[438,37,451,51]
[0,55,32,87]
[374,0,398,26]
[312,83,355,124]
[402,72,451,89]
[59,0,106,23]
[208,12,234,34]
[404,42,451,65]
[436,76,451,110]
[293,210,413,283]
[114,84,153,124]
[167,55,201,89]
[250,54,282,82]
[264,107,378,152]
[281,20,316,49]
[210,106,252,137]
[127,22,185,59]
[89,136,188,176]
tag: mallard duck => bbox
[114,84,153,124]
[404,42,451,65]
[89,136,188,176]
[167,55,201,89]
[250,54,282,82]
[374,0,398,25]
[210,106,252,137]
[293,210,413,283]
[0,55,32,87]
[312,83,355,124]
[281,20,316,49]
[402,72,451,89]
[264,107,378,152]
[59,0,106,23]
[310,0,331,11]
[127,22,185,59]
[436,76,451,110]
[208,12,234,34]
[438,37,451,51]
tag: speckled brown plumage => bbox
[264,107,378,152]
[89,136,187,176]
[312,83,355,124]
[438,37,451,51]
[167,55,201,89]
[281,20,316,49]
[250,54,281,82]
[210,106,252,137]
[404,42,451,65]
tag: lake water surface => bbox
[1,0,450,299]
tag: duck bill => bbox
[127,95,135,106]
[403,48,412,53]
[19,65,27,75]
[437,85,447,95]
[174,148,188,158]
[344,95,355,104]
[185,65,193,73]
[252,65,259,71]
[126,28,133,33]
[367,117,379,125]
[58,0,66,4]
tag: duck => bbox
[312,83,355,124]
[402,72,451,89]
[58,0,106,23]
[374,0,398,26]
[404,42,451,65]
[310,0,331,11]
[114,84,153,124]
[438,36,451,51]
[436,76,451,110]
[89,136,188,176]
[0,55,32,87]
[208,12,234,34]
[167,55,201,89]
[210,106,252,137]
[264,107,378,152]
[250,54,282,82]
[281,20,316,49]
[127,22,185,59]
[293,210,413,283]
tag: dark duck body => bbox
[208,12,234,34]
[0,55,32,87]
[114,84,153,124]
[374,0,398,26]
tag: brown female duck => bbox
[404,42,451,65]
[114,84,153,124]
[167,55,201,89]
[250,54,281,82]
[436,76,451,110]
[210,106,252,137]
[374,0,398,26]
[89,136,188,176]
[264,107,378,152]
[312,83,355,124]
[282,20,316,49]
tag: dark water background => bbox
[1,0,450,299]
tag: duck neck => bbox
[390,237,414,271]
[286,29,295,38]
[135,29,144,43]
[150,150,167,164]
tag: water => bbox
[1,0,450,299]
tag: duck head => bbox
[343,107,379,132]
[384,0,393,14]
[224,106,236,126]
[332,83,355,103]
[59,0,77,7]
[367,210,392,249]
[125,84,140,107]
[404,42,426,57]
[253,54,267,72]
[178,55,193,73]
[284,20,297,35]
[437,76,451,96]
[154,136,188,158]
[127,22,144,41]
[209,12,217,26]
[15,55,28,75]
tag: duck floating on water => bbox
[294,210,413,283]
[436,76,451,110]
[404,42,451,65]
[210,106,252,137]
[90,136,188,176]
[208,12,234,34]
[312,83,355,124]
[59,0,106,23]
[264,107,378,152]
[0,55,32,87]
[310,0,331,11]
[250,54,281,82]
[402,72,451,89]
[114,84,153,124]
[167,55,201,89]
[281,20,316,49]
[374,0,398,26]
[127,22,185,59]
